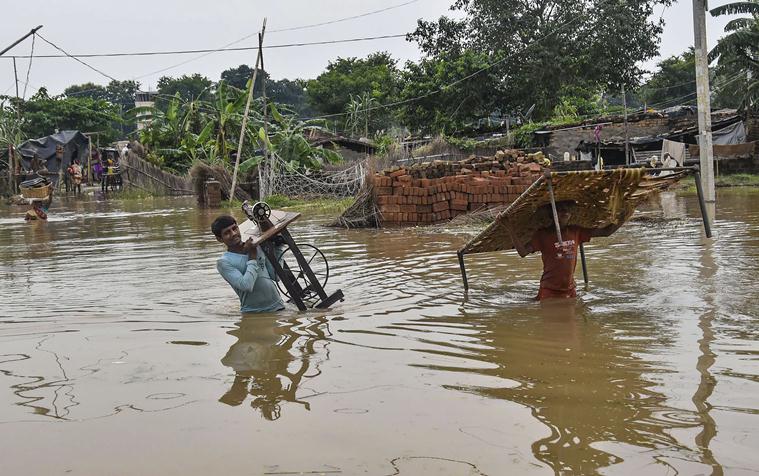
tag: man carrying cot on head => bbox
[212,215,285,314]
[509,201,622,301]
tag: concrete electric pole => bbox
[692,0,716,206]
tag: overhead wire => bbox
[130,0,421,80]
[35,33,117,82]
[2,34,408,59]
[301,0,623,121]
[21,33,35,99]
[267,0,420,33]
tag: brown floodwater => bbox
[1,189,757,475]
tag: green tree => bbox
[396,51,504,133]
[268,78,312,116]
[221,64,267,93]
[639,49,696,108]
[220,66,312,115]
[410,0,672,120]
[156,74,214,110]
[15,88,121,142]
[709,0,759,110]
[64,83,108,101]
[306,52,400,119]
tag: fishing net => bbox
[260,154,367,199]
[461,168,689,255]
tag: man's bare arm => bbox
[509,226,534,257]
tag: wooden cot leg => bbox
[458,251,469,292]
[579,242,589,284]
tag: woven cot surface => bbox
[461,169,672,254]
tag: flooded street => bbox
[1,190,758,475]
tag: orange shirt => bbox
[530,226,591,299]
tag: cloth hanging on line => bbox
[661,139,686,167]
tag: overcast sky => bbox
[0,0,736,97]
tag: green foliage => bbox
[409,0,672,119]
[265,194,354,213]
[639,49,696,107]
[344,92,378,137]
[221,66,312,115]
[396,50,503,133]
[136,82,339,175]
[221,64,266,91]
[156,74,214,110]
[8,88,121,142]
[132,81,259,174]
[710,1,759,111]
[306,52,399,123]
[512,122,548,149]
[260,103,343,171]
[64,82,108,101]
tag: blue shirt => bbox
[217,248,285,313]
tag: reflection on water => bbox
[1,190,758,475]
[219,314,330,420]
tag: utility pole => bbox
[12,57,19,98]
[692,0,715,206]
[230,18,266,202]
[622,84,630,165]
[0,25,42,57]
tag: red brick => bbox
[433,201,449,212]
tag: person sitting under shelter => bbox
[509,201,622,300]
[212,215,285,313]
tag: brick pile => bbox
[373,150,548,225]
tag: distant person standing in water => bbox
[211,215,285,313]
[510,201,621,300]
[70,159,83,195]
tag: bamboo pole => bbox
[259,29,271,201]
[230,18,266,202]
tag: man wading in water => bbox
[509,201,621,300]
[212,215,285,313]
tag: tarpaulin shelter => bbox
[17,130,89,185]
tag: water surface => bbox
[1,190,757,475]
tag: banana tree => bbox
[710,1,759,109]
[238,103,342,174]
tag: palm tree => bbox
[710,0,759,109]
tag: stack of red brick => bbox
[373,152,547,225]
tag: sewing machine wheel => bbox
[252,201,271,222]
[276,244,330,305]
[242,200,271,223]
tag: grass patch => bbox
[222,195,354,215]
[677,173,759,192]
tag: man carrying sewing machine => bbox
[212,215,285,313]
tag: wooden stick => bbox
[579,243,589,284]
[230,18,266,202]
[458,251,469,291]
[544,171,563,243]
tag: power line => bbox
[268,0,420,33]
[130,0,421,80]
[35,33,117,82]
[303,0,618,121]
[21,34,35,99]
[3,34,408,60]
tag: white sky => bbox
[0,0,736,97]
